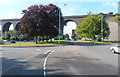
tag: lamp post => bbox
[58,8,61,44]
[101,15,104,41]
[58,4,66,44]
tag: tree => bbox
[2,31,10,40]
[71,34,76,40]
[86,11,93,15]
[2,30,25,41]
[76,15,110,41]
[65,33,70,40]
[17,32,25,41]
[0,37,3,44]
[10,36,16,40]
[20,4,64,43]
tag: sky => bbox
[0,0,119,36]
[0,1,118,19]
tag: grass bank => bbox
[78,40,112,44]
[0,40,69,46]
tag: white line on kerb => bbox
[43,50,54,77]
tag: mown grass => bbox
[104,40,120,42]
[0,40,69,46]
[78,40,112,44]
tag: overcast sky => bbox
[0,0,119,36]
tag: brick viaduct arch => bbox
[0,13,115,34]
[63,15,87,26]
[0,19,20,32]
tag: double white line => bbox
[43,50,54,77]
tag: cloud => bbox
[102,2,118,8]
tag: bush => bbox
[0,38,3,44]
[10,36,16,40]
[2,30,26,41]
[71,34,76,39]
[65,34,70,40]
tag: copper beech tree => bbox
[20,4,64,43]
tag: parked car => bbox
[10,40,16,43]
[87,38,93,41]
[110,45,120,53]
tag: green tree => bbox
[0,37,3,44]
[10,36,16,40]
[2,30,25,41]
[2,31,10,40]
[86,11,93,15]
[71,34,76,40]
[76,15,110,41]
[17,34,25,41]
[8,30,17,40]
[65,33,70,40]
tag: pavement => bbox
[0,41,119,77]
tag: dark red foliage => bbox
[19,4,64,39]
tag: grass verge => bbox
[78,40,112,44]
[103,40,120,42]
[0,40,69,46]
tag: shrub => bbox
[0,38,3,44]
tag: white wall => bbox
[108,21,118,40]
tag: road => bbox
[0,41,119,77]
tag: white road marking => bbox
[43,50,54,77]
[2,48,55,76]
[44,50,51,54]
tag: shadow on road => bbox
[47,55,118,77]
[1,57,73,77]
[1,54,119,77]
[104,41,120,43]
[68,41,111,46]
[2,57,44,77]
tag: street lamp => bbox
[101,14,104,41]
[58,8,61,44]
[58,4,66,44]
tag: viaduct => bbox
[0,12,118,40]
